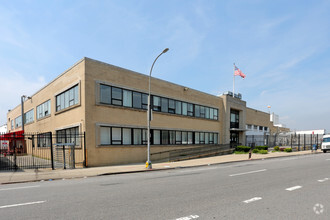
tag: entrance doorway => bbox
[230,131,239,148]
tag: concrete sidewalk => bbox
[0,150,321,184]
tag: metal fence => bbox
[0,132,86,171]
[246,133,323,150]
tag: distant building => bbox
[6,57,291,166]
[0,124,7,133]
[270,113,279,125]
[244,108,290,146]
[295,129,326,135]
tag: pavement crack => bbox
[99,182,122,186]
[149,172,201,180]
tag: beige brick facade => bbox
[7,57,289,166]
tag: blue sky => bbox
[1,0,330,132]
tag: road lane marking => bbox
[243,197,262,203]
[229,169,267,177]
[286,186,302,191]
[0,201,46,209]
[0,185,40,191]
[326,159,330,161]
[175,215,199,220]
[318,178,329,182]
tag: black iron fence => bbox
[0,132,86,171]
[246,133,323,150]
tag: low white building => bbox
[295,129,326,135]
[245,124,269,136]
[0,124,7,133]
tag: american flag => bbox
[234,65,246,78]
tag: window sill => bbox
[55,103,81,115]
[37,114,51,122]
[97,144,218,148]
[96,103,147,113]
[97,145,146,148]
[96,103,219,121]
[155,111,219,121]
[24,122,34,126]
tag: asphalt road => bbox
[1,153,330,220]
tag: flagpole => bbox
[233,63,235,97]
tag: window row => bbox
[12,85,80,129]
[56,127,80,146]
[230,110,239,129]
[152,96,218,120]
[24,109,34,124]
[15,116,22,128]
[37,132,52,148]
[100,84,219,120]
[35,127,80,148]
[100,126,219,146]
[15,109,34,129]
[56,85,79,112]
[37,100,51,120]
[100,85,149,110]
[246,124,268,132]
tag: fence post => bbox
[274,133,277,148]
[266,135,269,147]
[311,134,313,150]
[13,144,17,170]
[83,132,87,168]
[50,132,54,170]
[62,145,66,169]
[304,134,306,151]
[13,133,17,170]
[291,134,293,149]
[31,135,35,169]
[298,134,300,151]
[317,134,318,148]
[72,143,75,169]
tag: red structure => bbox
[0,130,25,155]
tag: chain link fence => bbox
[246,133,323,150]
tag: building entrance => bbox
[230,131,239,148]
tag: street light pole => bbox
[146,48,169,169]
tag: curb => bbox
[98,151,322,176]
[0,151,321,185]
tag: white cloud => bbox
[0,69,46,125]
[0,6,28,48]
[166,15,205,59]
[260,16,291,32]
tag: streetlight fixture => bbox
[146,48,169,169]
[21,95,32,132]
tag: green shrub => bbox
[279,147,286,152]
[258,150,268,154]
[252,149,259,153]
[235,145,251,152]
[255,146,268,151]
[234,151,247,154]
[284,148,292,152]
[274,146,280,151]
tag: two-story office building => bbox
[7,57,287,166]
